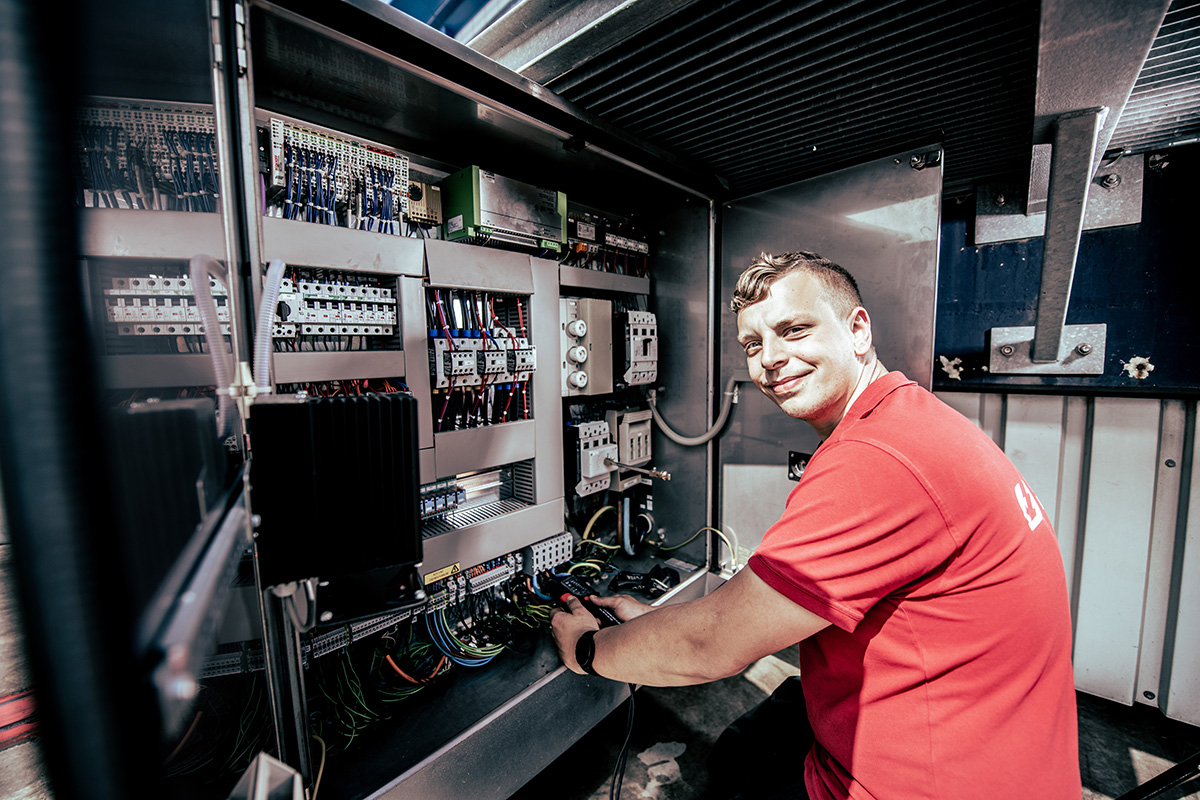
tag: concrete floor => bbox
[510,654,1200,800]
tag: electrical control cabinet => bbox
[36,1,716,798]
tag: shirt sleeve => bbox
[748,439,956,633]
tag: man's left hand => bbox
[550,595,600,674]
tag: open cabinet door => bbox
[716,148,943,556]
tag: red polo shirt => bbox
[748,372,1080,799]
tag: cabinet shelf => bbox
[559,264,650,295]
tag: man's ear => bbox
[850,307,872,356]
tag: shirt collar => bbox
[827,370,914,442]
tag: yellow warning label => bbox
[424,563,461,585]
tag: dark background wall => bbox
[934,144,1198,396]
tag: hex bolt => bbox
[1100,173,1121,189]
[909,154,924,169]
[1144,691,1156,701]
[999,344,1015,357]
[995,193,1006,206]
[1075,343,1092,356]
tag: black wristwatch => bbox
[575,629,600,676]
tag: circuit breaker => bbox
[616,310,658,387]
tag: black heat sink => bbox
[249,392,423,619]
[107,398,231,633]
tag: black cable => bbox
[610,685,636,800]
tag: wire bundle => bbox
[427,289,532,431]
[162,675,272,781]
[283,136,341,225]
[358,164,400,234]
[425,607,506,668]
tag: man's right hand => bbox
[588,593,652,622]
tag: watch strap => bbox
[575,629,600,676]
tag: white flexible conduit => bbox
[255,258,288,391]
[189,254,234,439]
[648,375,741,447]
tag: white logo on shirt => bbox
[1014,480,1045,531]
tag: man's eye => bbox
[786,326,807,338]
[743,342,760,356]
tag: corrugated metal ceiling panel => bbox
[1110,0,1200,153]
[544,0,1041,199]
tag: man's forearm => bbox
[552,566,831,686]
[586,599,747,686]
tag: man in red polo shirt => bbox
[551,251,1080,799]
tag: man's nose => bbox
[759,336,787,370]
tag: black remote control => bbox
[544,574,623,627]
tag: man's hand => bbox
[550,595,600,674]
[589,593,652,622]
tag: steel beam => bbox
[1032,0,1172,172]
[465,0,702,85]
[1031,108,1103,363]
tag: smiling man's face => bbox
[736,269,872,438]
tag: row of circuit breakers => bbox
[103,277,658,397]
[104,275,397,338]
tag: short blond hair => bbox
[730,251,864,316]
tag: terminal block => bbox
[76,98,219,212]
[268,117,409,232]
[466,554,522,594]
[426,574,468,612]
[521,531,574,575]
[419,479,466,520]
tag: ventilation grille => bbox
[421,499,528,538]
[545,0,1041,199]
[1111,0,1200,154]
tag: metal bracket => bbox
[1032,109,1105,362]
[988,323,1107,375]
[908,149,942,171]
[216,361,273,419]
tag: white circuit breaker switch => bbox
[573,420,616,496]
[583,442,619,479]
[620,311,658,386]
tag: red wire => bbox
[387,654,446,684]
[434,291,455,350]
[438,379,455,431]
[489,297,518,349]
